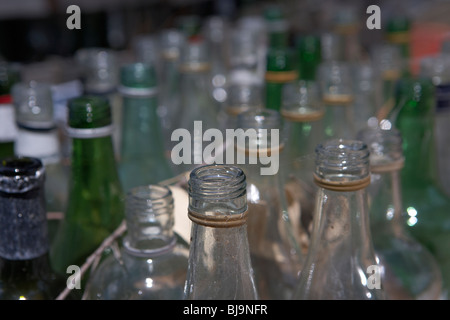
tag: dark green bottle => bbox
[296,35,321,81]
[389,77,450,299]
[0,62,21,158]
[50,96,124,277]
[118,63,174,191]
[0,157,64,299]
[264,47,297,111]
[264,4,289,49]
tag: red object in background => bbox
[410,22,450,75]
[0,95,12,104]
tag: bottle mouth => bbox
[0,157,45,193]
[126,185,174,218]
[315,139,370,183]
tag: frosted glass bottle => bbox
[85,185,189,300]
[235,109,304,300]
[293,139,385,300]
[184,164,258,300]
[358,125,443,300]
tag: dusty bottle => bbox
[0,157,64,299]
[292,139,385,300]
[184,164,258,300]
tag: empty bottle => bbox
[293,139,385,300]
[184,164,258,300]
[85,185,189,300]
[0,157,64,299]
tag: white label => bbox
[0,103,17,141]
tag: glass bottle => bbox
[12,81,69,217]
[292,139,385,300]
[296,34,322,81]
[0,157,64,299]
[175,38,220,174]
[118,63,174,192]
[263,4,289,49]
[202,16,230,109]
[264,47,298,111]
[75,47,121,159]
[158,29,186,152]
[388,77,450,299]
[50,96,124,277]
[371,44,403,120]
[281,79,325,247]
[184,164,258,300]
[318,60,356,140]
[0,62,21,158]
[358,125,443,300]
[85,185,189,300]
[235,109,304,300]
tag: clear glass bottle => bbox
[176,38,220,174]
[118,63,174,192]
[358,125,443,300]
[0,157,64,299]
[318,60,356,140]
[235,109,304,300]
[50,96,124,277]
[388,77,450,299]
[202,16,230,108]
[158,29,186,152]
[184,164,258,300]
[292,139,385,300]
[85,185,189,300]
[281,79,325,248]
[12,81,69,216]
[371,44,402,120]
[0,62,21,158]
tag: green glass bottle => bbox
[50,96,124,278]
[118,63,174,192]
[296,34,321,81]
[264,4,289,49]
[0,157,64,300]
[389,77,450,299]
[0,62,21,158]
[264,47,297,111]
